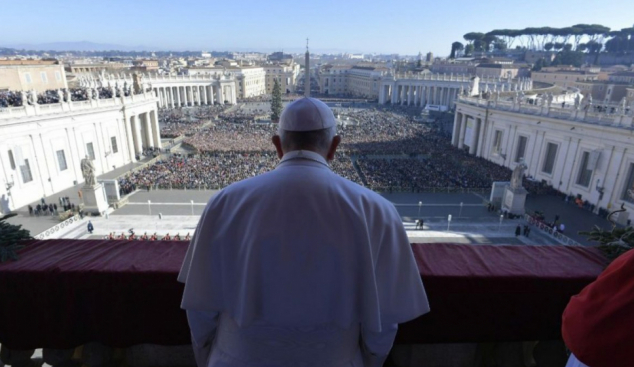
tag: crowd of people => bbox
[117,105,556,194]
[0,87,126,107]
[158,105,230,139]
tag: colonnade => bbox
[380,84,464,108]
[152,84,232,108]
[123,110,161,159]
[452,112,486,157]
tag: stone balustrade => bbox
[459,96,634,128]
[0,92,156,120]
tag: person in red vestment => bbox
[562,249,634,367]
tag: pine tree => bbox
[0,213,32,262]
[271,79,282,123]
[581,225,634,262]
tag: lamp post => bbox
[459,202,463,217]
[418,201,422,217]
[447,214,452,231]
[190,200,194,216]
[148,200,151,216]
[498,214,503,231]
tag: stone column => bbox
[469,118,480,155]
[391,84,397,104]
[123,115,136,161]
[143,113,154,148]
[452,113,462,146]
[150,110,161,147]
[131,115,142,157]
[202,86,208,105]
[458,114,468,149]
[209,85,215,105]
[407,85,413,106]
[476,117,487,157]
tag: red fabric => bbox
[0,240,606,350]
[562,249,634,367]
[396,243,607,344]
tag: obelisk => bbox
[304,38,310,97]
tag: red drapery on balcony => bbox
[0,240,606,350]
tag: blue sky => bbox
[1,0,632,55]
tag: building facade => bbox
[233,67,267,98]
[82,73,238,107]
[318,65,389,99]
[264,63,300,94]
[378,74,533,109]
[0,92,159,212]
[531,70,599,88]
[0,61,68,92]
[453,96,634,223]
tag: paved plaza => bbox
[7,187,616,247]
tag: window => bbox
[24,73,32,83]
[622,164,634,203]
[20,159,33,183]
[41,72,48,83]
[515,136,528,162]
[55,71,62,81]
[56,150,67,171]
[492,130,503,154]
[8,150,16,170]
[86,142,95,160]
[111,137,118,153]
[541,143,558,175]
[576,151,593,187]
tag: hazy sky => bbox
[1,0,632,55]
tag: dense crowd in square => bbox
[118,104,554,194]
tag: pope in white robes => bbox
[179,97,429,367]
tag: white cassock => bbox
[178,150,429,367]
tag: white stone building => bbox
[233,66,267,99]
[81,73,238,107]
[318,65,389,99]
[0,92,159,213]
[379,74,532,109]
[264,63,300,94]
[453,95,634,223]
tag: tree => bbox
[270,79,282,123]
[544,42,554,51]
[450,41,464,59]
[0,213,32,262]
[464,44,474,56]
[493,39,507,51]
[581,224,634,262]
[553,50,584,67]
[532,58,548,71]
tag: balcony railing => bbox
[0,92,157,120]
[0,240,606,367]
[459,96,634,128]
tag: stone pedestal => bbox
[83,184,109,216]
[502,186,528,216]
[489,181,510,209]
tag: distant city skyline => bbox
[1,0,632,56]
